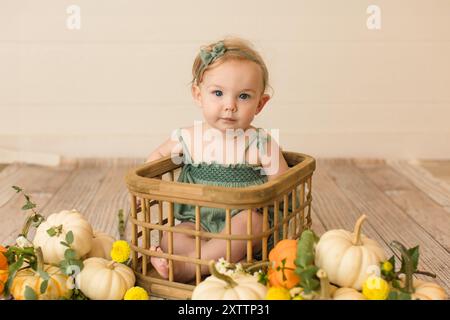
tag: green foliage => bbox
[257,270,268,286]
[380,255,396,281]
[46,225,63,237]
[24,286,37,300]
[294,229,320,293]
[58,233,84,276]
[388,290,412,300]
[65,231,74,245]
[12,185,45,237]
[118,209,126,240]
[399,245,419,274]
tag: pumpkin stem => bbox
[208,260,238,289]
[35,247,45,271]
[389,241,414,294]
[352,214,367,246]
[244,261,271,274]
[316,269,331,300]
[106,261,116,269]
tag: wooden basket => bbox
[125,151,316,299]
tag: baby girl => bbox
[145,37,290,283]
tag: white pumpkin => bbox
[192,260,267,300]
[75,257,135,300]
[33,209,94,264]
[85,231,115,260]
[315,215,386,290]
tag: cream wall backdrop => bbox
[1,0,449,163]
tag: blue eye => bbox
[239,93,251,100]
[213,90,223,97]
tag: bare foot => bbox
[150,246,169,279]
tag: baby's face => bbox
[192,59,270,133]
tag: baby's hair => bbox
[191,37,271,95]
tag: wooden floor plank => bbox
[318,159,450,291]
[419,160,450,185]
[388,160,450,208]
[312,161,394,256]
[81,158,143,240]
[0,163,76,244]
[355,160,450,251]
[38,159,114,224]
[0,164,24,207]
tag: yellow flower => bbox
[110,240,131,263]
[124,286,149,300]
[362,275,390,300]
[265,287,291,300]
[381,261,393,273]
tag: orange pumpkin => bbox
[0,245,8,296]
[268,239,300,289]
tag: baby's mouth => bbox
[221,117,236,122]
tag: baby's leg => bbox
[151,222,207,282]
[187,209,264,275]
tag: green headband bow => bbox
[199,41,227,67]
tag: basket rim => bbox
[125,151,316,207]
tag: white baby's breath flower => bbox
[16,235,33,248]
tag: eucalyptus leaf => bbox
[64,249,77,261]
[59,260,69,274]
[22,202,36,210]
[8,256,24,274]
[31,215,45,228]
[65,231,74,245]
[60,241,70,248]
[37,268,50,281]
[4,256,24,295]
[47,227,57,237]
[40,280,49,294]
[24,286,38,300]
[12,185,23,193]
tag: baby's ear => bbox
[191,84,203,108]
[255,94,271,115]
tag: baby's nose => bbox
[225,101,237,112]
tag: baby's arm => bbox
[145,135,182,163]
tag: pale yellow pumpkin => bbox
[410,278,448,300]
[85,231,115,260]
[10,248,72,300]
[391,241,448,300]
[398,274,448,300]
[192,260,268,300]
[33,209,94,264]
[315,215,386,290]
[75,257,135,300]
[316,269,366,300]
[333,287,366,300]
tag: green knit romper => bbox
[173,127,297,259]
